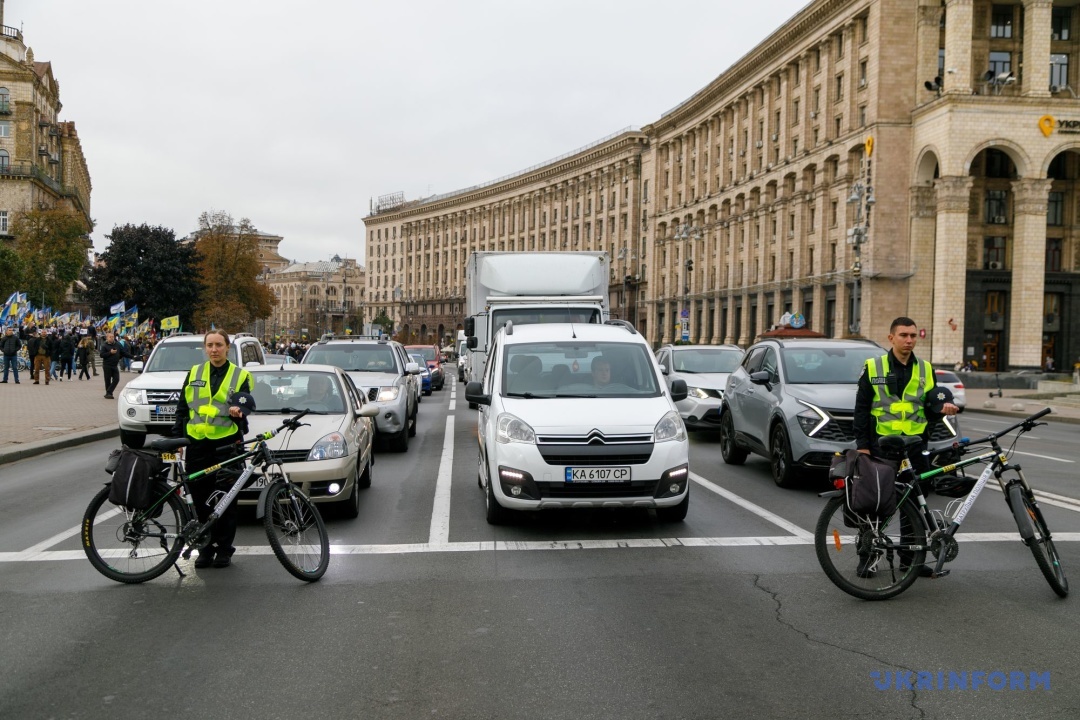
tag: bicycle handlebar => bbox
[252,409,311,442]
[956,407,1051,448]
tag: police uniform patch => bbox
[870,377,888,385]
[936,392,946,401]
[190,380,207,387]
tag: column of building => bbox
[907,185,938,354]
[1022,0,1053,98]
[930,176,972,367]
[943,0,973,94]
[1010,178,1053,368]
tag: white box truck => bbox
[463,251,610,402]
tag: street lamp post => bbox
[846,144,875,336]
[673,223,702,343]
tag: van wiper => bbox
[504,392,553,399]
[553,393,598,398]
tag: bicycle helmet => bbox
[933,473,976,498]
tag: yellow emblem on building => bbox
[1039,115,1055,137]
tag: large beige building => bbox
[265,257,366,340]
[0,2,92,236]
[365,0,1080,371]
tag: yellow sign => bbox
[864,136,874,158]
[1039,115,1055,137]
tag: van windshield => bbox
[492,307,602,330]
[145,341,238,372]
[502,341,660,398]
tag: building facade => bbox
[0,4,92,236]
[264,257,366,340]
[364,0,1080,371]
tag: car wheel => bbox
[485,466,512,525]
[770,423,799,489]
[120,429,146,449]
[338,476,361,519]
[356,453,372,489]
[719,412,747,465]
[389,426,409,452]
[656,487,690,522]
[407,407,417,437]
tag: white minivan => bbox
[465,321,690,524]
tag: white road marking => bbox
[984,483,1080,512]
[689,472,814,541]
[427,415,455,546]
[20,506,123,555]
[1008,450,1074,463]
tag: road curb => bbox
[0,426,119,466]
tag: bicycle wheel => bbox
[1008,484,1068,598]
[815,495,927,601]
[263,482,329,581]
[82,485,187,584]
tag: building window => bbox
[0,150,8,170]
[1046,238,1063,272]
[835,73,844,100]
[792,98,800,124]
[1051,54,1069,89]
[938,49,946,78]
[984,237,1007,268]
[0,121,9,138]
[1048,191,1064,226]
[991,5,1013,38]
[813,87,821,111]
[858,105,867,127]
[985,149,1013,178]
[989,51,1011,78]
[985,190,1008,223]
[0,210,7,233]
[1053,7,1071,40]
[793,62,801,86]
[836,32,845,58]
[859,60,868,87]
[835,116,842,137]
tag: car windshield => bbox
[781,346,882,384]
[408,347,437,362]
[671,348,742,373]
[304,344,399,373]
[251,372,345,414]
[145,341,237,372]
[502,341,661,398]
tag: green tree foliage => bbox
[193,211,275,332]
[86,224,200,327]
[11,207,91,309]
[0,242,24,302]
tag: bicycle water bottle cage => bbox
[878,435,923,458]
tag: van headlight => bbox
[687,386,710,399]
[377,386,400,402]
[496,413,536,444]
[654,410,686,443]
[123,388,147,405]
[308,432,348,460]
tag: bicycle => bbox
[815,408,1068,600]
[82,410,330,583]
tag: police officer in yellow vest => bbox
[170,330,255,569]
[854,317,959,476]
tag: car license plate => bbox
[249,475,270,489]
[155,405,176,417]
[565,466,631,483]
[160,452,179,463]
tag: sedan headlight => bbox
[496,413,536,444]
[795,399,830,437]
[308,432,348,461]
[687,386,710,400]
[377,386,400,402]
[123,388,148,405]
[654,410,687,443]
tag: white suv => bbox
[465,321,691,524]
[117,333,265,448]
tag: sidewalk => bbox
[0,368,134,464]
[961,387,1080,425]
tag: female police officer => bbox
[170,330,254,569]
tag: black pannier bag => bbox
[845,452,898,517]
[107,448,166,511]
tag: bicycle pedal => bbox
[930,570,950,579]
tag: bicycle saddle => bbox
[149,438,191,452]
[878,435,923,453]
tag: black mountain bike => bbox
[83,410,330,583]
[815,408,1068,600]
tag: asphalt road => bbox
[1,381,1079,719]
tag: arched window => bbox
[0,149,9,170]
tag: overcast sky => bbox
[12,0,809,265]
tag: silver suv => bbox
[718,338,958,488]
[302,336,420,452]
[655,344,743,431]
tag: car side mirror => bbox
[405,362,421,375]
[465,381,491,406]
[467,336,478,350]
[749,370,773,390]
[670,378,688,402]
[245,361,261,367]
[358,404,380,418]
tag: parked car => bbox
[465,321,690,524]
[240,365,379,518]
[934,369,967,409]
[655,344,744,431]
[719,338,959,488]
[118,332,265,449]
[302,335,420,451]
[410,352,432,395]
[405,344,445,390]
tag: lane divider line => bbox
[689,472,814,541]
[427,415,455,546]
[20,506,122,555]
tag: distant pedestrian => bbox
[1,325,21,383]
[49,330,64,381]
[27,328,49,385]
[86,324,99,376]
[100,331,131,399]
[60,331,77,380]
[77,337,92,380]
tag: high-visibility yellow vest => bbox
[184,361,251,441]
[865,354,935,436]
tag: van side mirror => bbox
[465,381,490,406]
[464,317,475,336]
[670,378,688,402]
[467,336,478,349]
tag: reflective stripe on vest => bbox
[865,355,935,436]
[184,362,250,440]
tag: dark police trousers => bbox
[185,438,241,558]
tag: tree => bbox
[11,207,91,309]
[85,224,200,328]
[0,242,24,303]
[193,211,275,332]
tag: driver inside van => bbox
[591,356,612,388]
